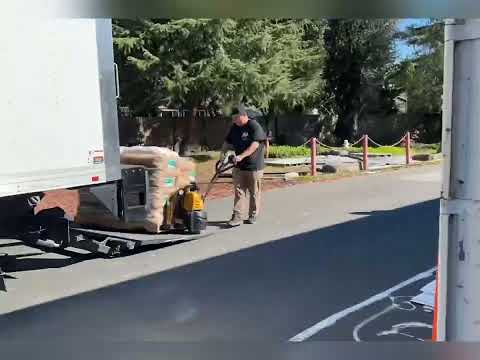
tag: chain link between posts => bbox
[299,133,410,155]
[367,134,407,148]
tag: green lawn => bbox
[346,144,439,156]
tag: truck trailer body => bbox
[0,18,121,198]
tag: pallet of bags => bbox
[74,188,146,232]
[144,167,179,233]
[75,147,175,233]
[175,157,197,189]
[121,146,182,233]
[148,156,197,232]
[119,146,180,173]
[162,157,198,230]
[75,146,198,234]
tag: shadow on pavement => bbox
[4,254,90,273]
[0,199,439,342]
[207,221,231,229]
[350,210,396,216]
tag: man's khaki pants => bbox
[232,168,263,219]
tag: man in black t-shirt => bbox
[222,103,266,227]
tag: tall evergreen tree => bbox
[322,19,397,143]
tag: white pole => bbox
[437,18,480,341]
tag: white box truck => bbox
[0,18,121,197]
[0,19,209,262]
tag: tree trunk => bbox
[171,116,178,151]
[180,106,198,156]
[201,114,208,151]
[333,112,354,144]
[262,110,270,133]
[274,114,279,145]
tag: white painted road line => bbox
[288,267,437,342]
[352,304,396,342]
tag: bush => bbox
[413,143,441,154]
[268,145,310,158]
[268,145,333,158]
[347,146,406,156]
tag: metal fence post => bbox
[405,131,411,165]
[362,135,368,171]
[310,137,317,176]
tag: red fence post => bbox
[405,131,411,165]
[310,137,317,176]
[362,135,368,171]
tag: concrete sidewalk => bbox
[265,154,419,172]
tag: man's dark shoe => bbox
[228,215,243,227]
[245,215,257,224]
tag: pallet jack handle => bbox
[202,154,237,202]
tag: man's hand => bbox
[234,155,244,164]
[235,141,259,165]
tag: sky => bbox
[395,18,430,61]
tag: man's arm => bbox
[235,141,259,163]
[221,141,234,158]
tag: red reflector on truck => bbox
[92,176,100,182]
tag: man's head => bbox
[231,103,249,127]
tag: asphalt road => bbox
[0,164,441,343]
